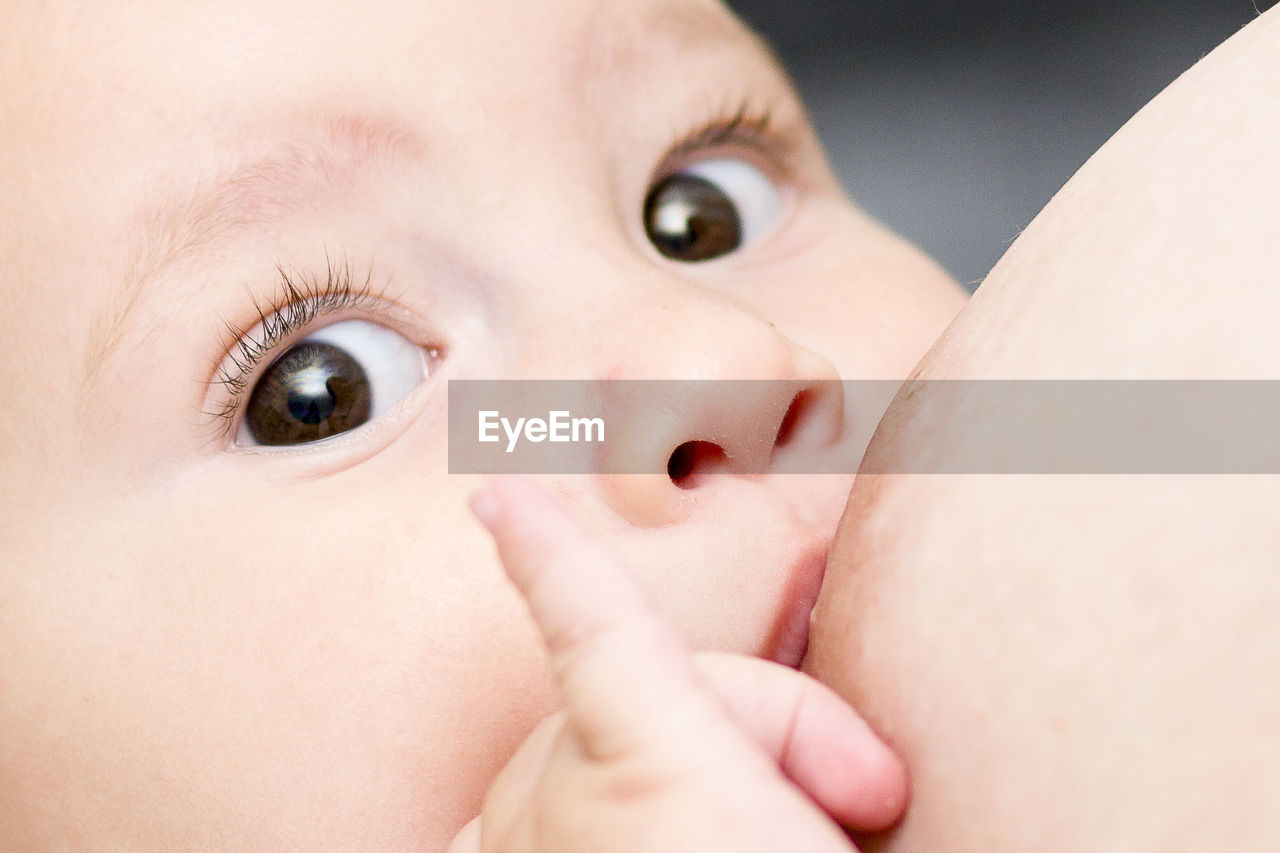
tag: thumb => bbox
[695,653,909,832]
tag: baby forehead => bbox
[2,0,757,94]
[1,0,768,202]
[0,0,768,263]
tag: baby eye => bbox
[238,319,427,447]
[643,158,783,262]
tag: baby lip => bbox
[763,541,830,669]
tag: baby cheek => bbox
[67,481,564,848]
[412,627,562,844]
[209,497,564,841]
[792,217,966,375]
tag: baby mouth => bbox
[763,542,830,669]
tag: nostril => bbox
[667,440,728,488]
[774,390,814,447]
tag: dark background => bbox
[726,1,1276,289]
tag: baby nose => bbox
[592,300,846,528]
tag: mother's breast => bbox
[805,7,1280,851]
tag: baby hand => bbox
[449,477,908,853]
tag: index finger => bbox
[470,476,730,763]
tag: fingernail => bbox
[469,487,502,531]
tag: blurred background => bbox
[726,0,1276,290]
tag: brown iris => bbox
[643,172,743,262]
[244,341,372,446]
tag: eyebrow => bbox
[82,115,426,395]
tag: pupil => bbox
[286,368,337,425]
[643,172,742,262]
[244,341,372,446]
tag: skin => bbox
[459,8,1280,852]
[0,1,962,849]
[450,477,908,853]
[809,5,1280,851]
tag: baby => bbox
[0,0,963,849]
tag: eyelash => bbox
[205,259,384,437]
[206,98,789,440]
[665,99,779,165]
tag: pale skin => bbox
[12,0,1271,849]
[450,476,906,853]
[460,5,1280,853]
[0,0,963,850]
[809,6,1280,850]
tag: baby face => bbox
[0,0,963,849]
